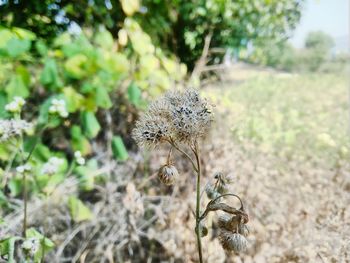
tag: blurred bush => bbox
[243,31,349,73]
[0,18,186,197]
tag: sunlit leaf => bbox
[68,196,93,222]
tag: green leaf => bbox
[81,111,101,139]
[40,58,62,90]
[70,126,92,155]
[127,82,141,106]
[12,27,36,41]
[74,159,98,191]
[0,236,20,263]
[8,177,22,197]
[37,97,62,128]
[5,74,29,99]
[94,28,114,50]
[64,54,88,79]
[68,196,93,222]
[6,38,31,58]
[112,136,129,161]
[16,65,31,86]
[62,86,84,112]
[26,228,55,261]
[35,40,48,56]
[121,0,140,16]
[102,53,129,74]
[95,86,112,109]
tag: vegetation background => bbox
[0,0,349,262]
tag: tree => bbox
[0,0,304,69]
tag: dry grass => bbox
[1,64,349,262]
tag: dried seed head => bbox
[132,114,172,147]
[132,88,213,147]
[238,223,249,237]
[219,230,248,252]
[158,164,178,185]
[218,214,240,231]
[205,184,221,200]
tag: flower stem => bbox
[22,171,27,238]
[194,141,203,263]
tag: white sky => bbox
[289,0,349,48]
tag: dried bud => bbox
[219,230,248,252]
[196,223,208,237]
[205,184,220,200]
[158,164,178,185]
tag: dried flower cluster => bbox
[205,173,233,200]
[218,214,249,253]
[0,119,32,142]
[132,89,212,147]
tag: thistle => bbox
[132,89,249,262]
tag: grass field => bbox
[205,65,349,166]
[200,64,350,262]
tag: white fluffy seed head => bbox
[158,164,179,186]
[219,230,248,252]
[132,89,213,147]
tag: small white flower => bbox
[5,97,26,113]
[22,238,40,256]
[0,119,32,142]
[74,151,82,158]
[41,157,64,175]
[16,164,31,173]
[74,151,85,165]
[49,99,68,118]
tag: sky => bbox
[289,0,349,50]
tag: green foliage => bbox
[0,0,304,68]
[112,136,129,161]
[244,31,342,73]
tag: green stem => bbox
[194,141,203,263]
[22,171,27,238]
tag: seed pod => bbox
[158,164,178,185]
[196,223,208,237]
[238,223,249,237]
[219,230,248,252]
[218,214,240,231]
